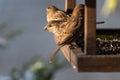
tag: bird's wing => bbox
[58,18,78,45]
[65,18,78,34]
[53,11,67,21]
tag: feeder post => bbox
[65,0,76,13]
[84,0,96,55]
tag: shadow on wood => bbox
[54,29,120,72]
[53,0,120,72]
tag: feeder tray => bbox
[54,0,120,72]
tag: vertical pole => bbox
[84,0,96,55]
[65,0,76,13]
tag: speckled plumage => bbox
[49,4,84,63]
[46,5,69,23]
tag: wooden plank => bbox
[78,66,120,72]
[78,55,120,72]
[54,31,120,72]
[84,0,96,55]
[78,55,120,66]
[60,45,120,72]
[61,45,84,69]
[62,47,120,72]
[54,36,84,68]
[65,0,76,13]
[50,0,120,72]
[56,38,120,72]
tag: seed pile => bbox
[76,38,120,55]
[96,39,120,55]
[75,29,120,54]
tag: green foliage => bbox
[0,22,24,48]
[96,35,115,40]
[4,28,24,40]
[0,23,6,30]
[10,67,22,80]
[10,56,66,80]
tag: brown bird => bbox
[46,5,69,22]
[44,21,66,37]
[49,4,84,63]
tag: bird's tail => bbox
[49,45,64,63]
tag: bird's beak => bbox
[44,26,48,30]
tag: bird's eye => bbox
[49,25,52,27]
[47,7,50,9]
[48,7,49,9]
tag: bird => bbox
[49,4,84,63]
[46,5,69,23]
[44,21,66,37]
[58,4,84,45]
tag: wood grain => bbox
[84,0,96,55]
[53,0,120,72]
[65,0,76,13]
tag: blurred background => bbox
[0,0,120,80]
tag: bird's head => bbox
[72,4,84,17]
[44,22,57,33]
[44,24,52,31]
[46,5,58,13]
